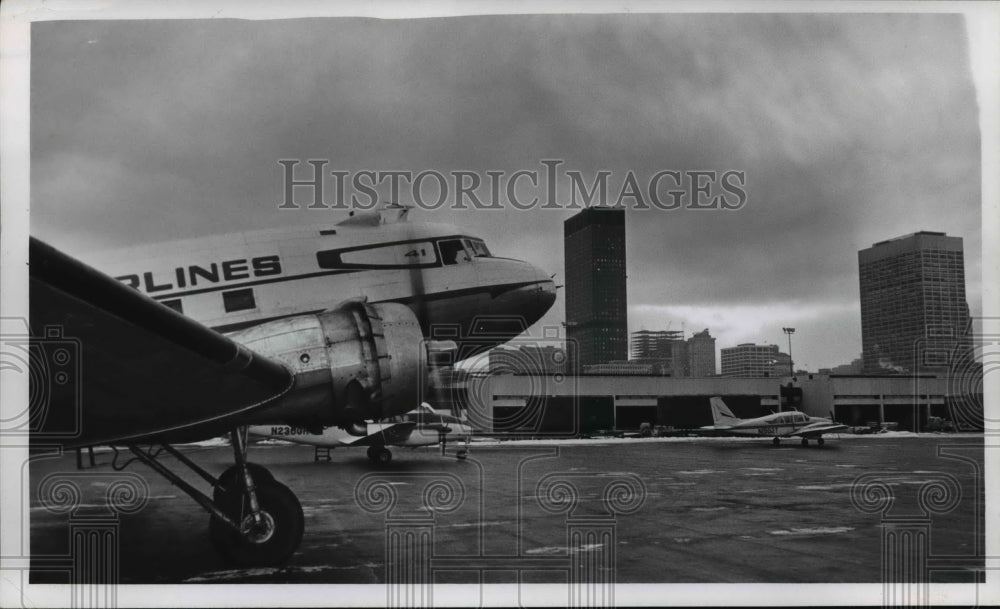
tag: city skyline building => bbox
[564,207,628,370]
[720,343,790,377]
[630,329,684,360]
[858,231,972,374]
[687,328,717,377]
[629,328,717,377]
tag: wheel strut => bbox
[231,426,265,531]
[126,445,239,530]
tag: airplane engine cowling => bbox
[228,302,426,428]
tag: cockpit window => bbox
[438,239,471,265]
[465,239,492,258]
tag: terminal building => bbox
[454,372,978,436]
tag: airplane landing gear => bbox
[772,437,781,446]
[209,478,303,566]
[209,428,304,566]
[801,438,809,446]
[817,437,825,447]
[214,463,274,501]
[367,446,392,464]
[122,428,304,567]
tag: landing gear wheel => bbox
[209,480,304,567]
[817,437,825,447]
[772,437,780,446]
[213,463,274,503]
[801,438,809,446]
[456,449,468,460]
[367,446,392,464]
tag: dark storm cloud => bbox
[30,13,980,368]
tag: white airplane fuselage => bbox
[82,216,557,357]
[702,397,848,444]
[711,411,834,438]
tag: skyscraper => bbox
[564,207,627,370]
[859,231,971,374]
[687,328,717,377]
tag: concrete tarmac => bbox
[29,435,983,585]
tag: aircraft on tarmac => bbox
[248,403,474,464]
[700,396,849,447]
[28,205,555,566]
[83,204,556,354]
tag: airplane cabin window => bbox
[223,288,256,313]
[438,239,471,265]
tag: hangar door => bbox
[581,396,614,434]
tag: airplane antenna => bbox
[383,201,413,223]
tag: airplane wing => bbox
[791,423,851,438]
[349,422,423,447]
[30,237,295,448]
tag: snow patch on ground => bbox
[769,526,854,536]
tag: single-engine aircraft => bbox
[699,396,849,446]
[248,403,474,463]
[28,205,555,566]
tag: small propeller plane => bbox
[28,205,555,566]
[248,403,474,464]
[700,396,849,447]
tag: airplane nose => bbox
[534,267,557,313]
[519,264,557,325]
[483,262,556,327]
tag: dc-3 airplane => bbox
[29,204,555,566]
[700,397,849,447]
[247,402,474,463]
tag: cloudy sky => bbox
[30,11,984,371]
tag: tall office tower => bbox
[687,329,717,377]
[564,207,627,371]
[720,343,781,377]
[859,231,972,374]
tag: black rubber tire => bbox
[213,463,274,503]
[366,446,378,462]
[817,437,825,446]
[772,437,780,446]
[801,438,809,446]
[376,448,392,464]
[209,479,304,567]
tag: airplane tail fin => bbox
[709,397,742,427]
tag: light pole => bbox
[782,327,795,377]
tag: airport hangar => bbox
[454,373,970,435]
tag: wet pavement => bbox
[29,435,983,586]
